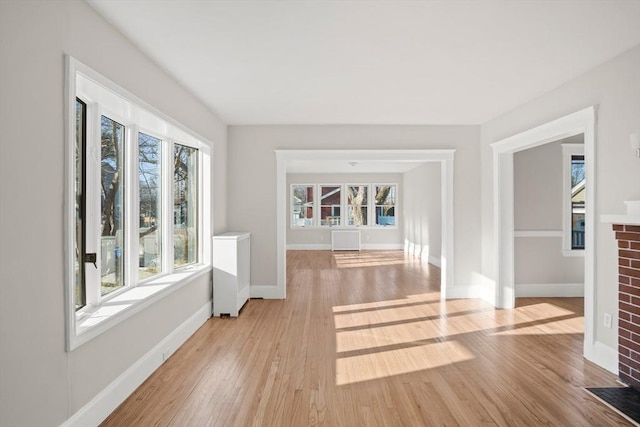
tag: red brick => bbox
[633,296,640,307]
[631,242,640,250]
[616,232,640,241]
[620,293,631,303]
[620,337,640,353]
[632,260,640,269]
[630,350,640,363]
[620,267,640,278]
[632,277,640,287]
[619,240,630,248]
[621,354,640,371]
[633,315,640,325]
[621,311,631,321]
[614,224,625,231]
[620,275,631,285]
[620,258,631,267]
[620,284,640,296]
[625,225,640,233]
[621,302,640,316]
[620,345,631,356]
[620,364,631,375]
[621,328,632,339]
[620,250,640,260]
[620,319,640,335]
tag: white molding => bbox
[491,106,598,370]
[61,301,212,427]
[286,243,332,250]
[362,243,404,250]
[428,256,442,268]
[589,341,618,374]
[277,149,455,302]
[446,286,482,299]
[515,283,584,297]
[513,230,563,238]
[250,285,284,299]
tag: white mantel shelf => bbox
[600,200,640,225]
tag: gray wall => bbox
[0,1,227,425]
[403,163,442,263]
[481,45,640,350]
[228,125,481,289]
[287,173,403,247]
[513,141,584,285]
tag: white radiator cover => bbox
[331,230,361,251]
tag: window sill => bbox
[70,264,211,350]
[562,249,585,257]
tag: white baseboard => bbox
[361,243,404,250]
[250,284,284,299]
[589,341,618,374]
[428,256,441,268]
[286,243,403,251]
[286,243,332,250]
[62,301,212,427]
[446,285,483,299]
[515,283,584,298]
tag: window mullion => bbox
[85,103,102,307]
[163,139,174,274]
[126,125,139,288]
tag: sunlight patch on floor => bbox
[491,316,584,336]
[335,340,474,386]
[332,251,414,269]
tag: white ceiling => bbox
[87,0,640,126]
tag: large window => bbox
[347,185,368,226]
[374,184,396,226]
[138,132,162,280]
[562,143,585,255]
[292,185,314,226]
[67,57,211,350]
[290,183,398,228]
[320,185,342,226]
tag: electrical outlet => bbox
[603,312,612,328]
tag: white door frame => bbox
[275,149,455,299]
[491,106,597,361]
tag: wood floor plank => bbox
[101,250,631,426]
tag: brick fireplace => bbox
[612,223,640,390]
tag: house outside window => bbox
[291,185,314,226]
[562,143,585,255]
[320,185,342,226]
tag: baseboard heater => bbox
[332,230,361,251]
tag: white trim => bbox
[447,286,483,299]
[491,106,598,369]
[65,56,214,350]
[428,256,442,268]
[515,283,584,297]
[593,341,619,374]
[562,143,585,253]
[61,301,212,427]
[513,230,563,238]
[250,285,283,299]
[286,244,333,250]
[277,149,455,301]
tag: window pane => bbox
[292,185,314,226]
[174,144,198,266]
[571,156,585,249]
[347,185,368,226]
[375,185,396,226]
[100,116,125,296]
[139,133,162,279]
[75,99,86,310]
[320,185,341,226]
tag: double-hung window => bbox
[347,185,369,226]
[320,185,342,226]
[562,143,585,255]
[291,185,314,226]
[67,57,211,350]
[374,184,397,226]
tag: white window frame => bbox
[346,184,370,227]
[373,183,398,228]
[289,182,399,229]
[319,184,343,227]
[561,143,585,257]
[290,184,315,228]
[65,56,212,351]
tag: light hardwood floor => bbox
[102,250,630,426]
